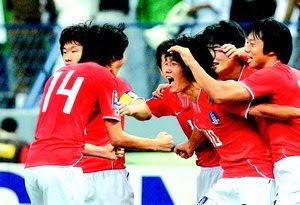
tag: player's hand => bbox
[155,132,174,151]
[167,45,196,68]
[152,83,168,99]
[115,147,125,158]
[220,44,250,62]
[174,142,194,159]
[102,143,119,160]
[119,102,132,116]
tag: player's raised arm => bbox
[167,45,251,104]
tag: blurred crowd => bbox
[0,0,299,109]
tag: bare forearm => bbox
[249,104,300,120]
[188,61,250,103]
[129,103,152,121]
[188,129,206,151]
[111,131,159,151]
[83,143,110,158]
[105,120,173,151]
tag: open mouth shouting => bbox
[166,76,174,84]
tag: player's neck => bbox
[258,55,279,69]
[181,82,200,102]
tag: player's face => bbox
[245,33,269,69]
[62,41,83,65]
[208,44,235,77]
[160,54,189,93]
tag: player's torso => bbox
[26,63,118,168]
[80,77,131,172]
[148,87,220,167]
[194,90,273,178]
[252,64,300,163]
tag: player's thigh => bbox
[197,166,223,200]
[26,167,85,205]
[87,169,134,205]
[203,178,240,205]
[49,167,84,205]
[274,156,300,205]
[24,168,44,205]
[239,177,275,205]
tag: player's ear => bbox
[267,51,276,58]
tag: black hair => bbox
[59,21,91,54]
[1,118,18,133]
[156,35,217,82]
[246,17,292,64]
[191,34,218,79]
[156,38,177,69]
[202,20,246,48]
[79,23,128,66]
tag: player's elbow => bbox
[109,137,123,147]
[213,98,226,104]
[132,105,152,121]
[210,94,228,104]
[137,113,152,121]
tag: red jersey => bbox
[193,66,273,178]
[194,90,274,178]
[25,62,120,168]
[292,68,300,80]
[241,62,300,163]
[80,77,133,173]
[147,86,220,167]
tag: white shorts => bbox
[24,166,85,205]
[196,166,223,201]
[84,169,134,205]
[198,177,275,205]
[274,156,300,205]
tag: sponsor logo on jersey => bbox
[208,111,220,125]
[174,111,182,115]
[112,90,119,108]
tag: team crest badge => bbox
[208,111,220,125]
[112,90,119,108]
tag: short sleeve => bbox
[95,72,121,121]
[147,97,174,117]
[116,77,133,96]
[240,68,282,99]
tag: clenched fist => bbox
[155,132,174,152]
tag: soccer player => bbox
[24,23,173,205]
[146,37,222,201]
[165,34,275,205]
[59,23,151,205]
[168,18,300,205]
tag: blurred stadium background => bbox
[0,0,299,204]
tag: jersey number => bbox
[187,119,194,130]
[42,70,84,114]
[203,129,222,147]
